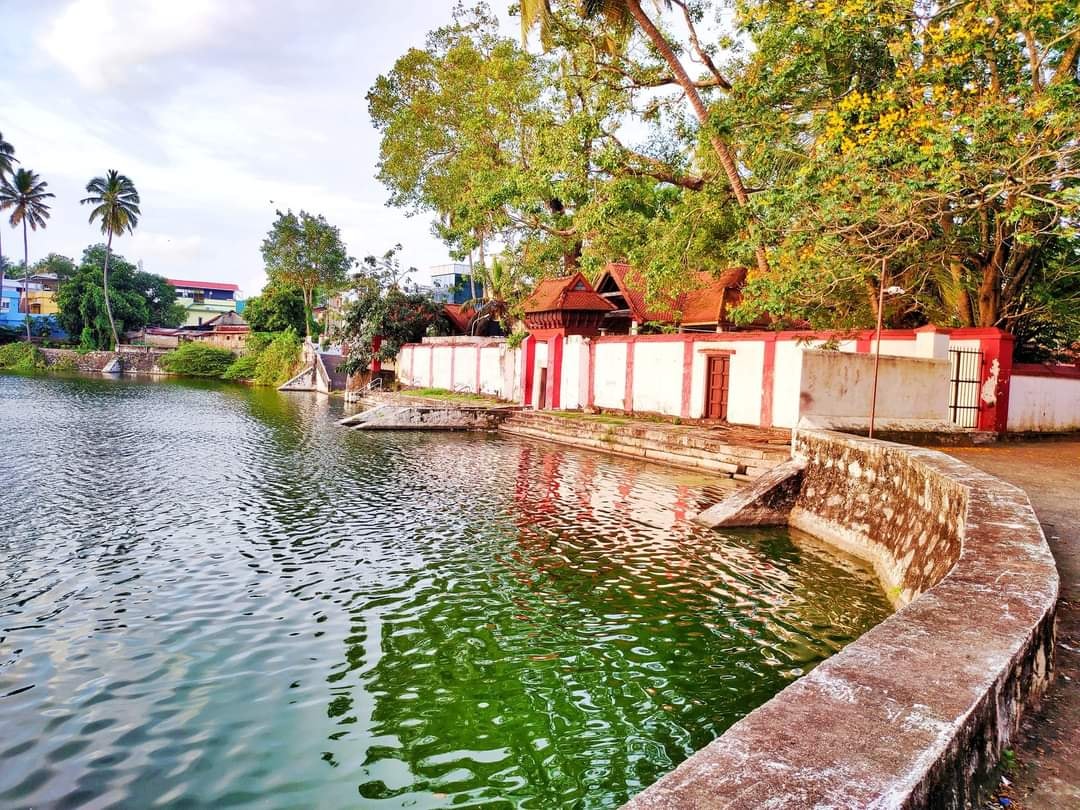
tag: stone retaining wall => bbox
[40,347,171,375]
[625,429,1058,809]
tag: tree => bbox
[242,279,307,333]
[32,253,77,284]
[522,0,771,275]
[722,0,1080,349]
[0,168,55,340]
[260,209,354,338]
[464,255,527,332]
[56,245,182,349]
[0,132,16,303]
[81,170,141,349]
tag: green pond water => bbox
[0,373,890,808]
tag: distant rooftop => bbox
[167,278,240,293]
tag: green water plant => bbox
[0,341,43,371]
[160,342,236,377]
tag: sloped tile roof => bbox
[522,273,615,314]
[597,262,748,326]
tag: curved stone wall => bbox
[626,429,1058,809]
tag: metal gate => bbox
[948,349,983,428]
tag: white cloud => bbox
[40,0,254,91]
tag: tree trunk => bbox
[624,0,770,276]
[477,237,485,299]
[102,229,119,349]
[949,260,975,327]
[0,226,6,322]
[467,245,477,302]
[22,219,30,342]
[303,287,312,338]
[977,245,1007,327]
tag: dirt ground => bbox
[945,440,1080,809]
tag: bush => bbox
[160,342,236,377]
[222,353,259,381]
[219,330,301,386]
[252,329,302,387]
[0,342,44,372]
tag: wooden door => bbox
[705,355,730,421]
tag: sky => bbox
[0,1,507,297]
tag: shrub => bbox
[222,353,259,381]
[49,353,78,373]
[219,330,301,386]
[252,329,302,387]
[160,342,235,377]
[0,342,44,372]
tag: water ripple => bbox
[0,373,889,808]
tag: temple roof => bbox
[595,262,748,326]
[522,273,615,314]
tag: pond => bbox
[0,373,890,809]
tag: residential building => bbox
[181,310,251,350]
[167,278,241,326]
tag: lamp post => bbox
[868,257,905,440]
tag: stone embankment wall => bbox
[40,347,171,375]
[626,429,1059,809]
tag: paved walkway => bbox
[945,440,1080,809]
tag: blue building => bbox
[430,264,482,305]
[0,283,67,338]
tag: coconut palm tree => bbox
[0,169,54,340]
[0,132,17,309]
[522,0,769,273]
[81,170,140,349]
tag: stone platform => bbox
[499,411,791,478]
[624,429,1059,809]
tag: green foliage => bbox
[340,276,452,374]
[48,353,77,373]
[505,328,528,350]
[32,253,77,283]
[243,280,306,333]
[160,342,236,377]
[57,245,184,349]
[377,0,1080,357]
[221,352,259,381]
[0,341,43,371]
[251,329,302,387]
[261,209,355,336]
[221,329,302,386]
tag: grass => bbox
[403,387,503,405]
[547,411,631,425]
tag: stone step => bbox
[499,413,790,477]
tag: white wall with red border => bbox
[394,327,1079,434]
[397,338,521,402]
[1007,364,1080,432]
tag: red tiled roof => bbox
[679,268,748,325]
[444,303,473,333]
[166,278,240,292]
[598,262,678,323]
[596,262,748,326]
[522,273,615,314]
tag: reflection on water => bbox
[0,374,889,808]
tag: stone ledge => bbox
[624,429,1058,809]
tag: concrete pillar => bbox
[976,329,1014,434]
[914,325,949,359]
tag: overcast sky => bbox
[0,1,503,296]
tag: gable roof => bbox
[522,272,615,314]
[595,262,748,326]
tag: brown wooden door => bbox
[705,355,730,420]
